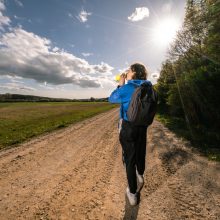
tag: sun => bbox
[152,18,180,46]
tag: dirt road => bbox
[0,108,219,220]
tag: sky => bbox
[0,0,186,99]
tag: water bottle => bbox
[114,74,121,82]
[114,72,127,82]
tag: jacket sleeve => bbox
[108,86,123,103]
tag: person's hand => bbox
[119,73,126,86]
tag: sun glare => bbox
[153,18,180,47]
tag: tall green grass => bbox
[0,102,118,150]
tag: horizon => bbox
[0,92,108,100]
[0,0,186,99]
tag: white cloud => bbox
[77,10,92,23]
[82,52,93,57]
[0,82,36,91]
[0,28,114,88]
[0,0,5,11]
[0,14,10,29]
[52,46,59,52]
[0,75,23,80]
[151,72,160,79]
[148,72,159,84]
[39,83,55,90]
[0,0,11,30]
[15,0,23,7]
[128,7,149,22]
[96,76,115,89]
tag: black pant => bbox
[119,119,148,194]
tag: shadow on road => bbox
[160,148,191,175]
[123,181,144,220]
[123,192,140,220]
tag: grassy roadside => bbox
[0,102,118,150]
[156,113,220,162]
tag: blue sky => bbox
[0,0,186,99]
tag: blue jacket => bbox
[108,79,152,121]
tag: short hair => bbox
[130,63,148,80]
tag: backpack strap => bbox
[140,82,153,97]
[121,103,124,119]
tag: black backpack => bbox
[127,82,158,126]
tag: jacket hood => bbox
[127,79,152,87]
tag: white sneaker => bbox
[126,187,137,206]
[136,170,144,184]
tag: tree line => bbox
[0,93,108,102]
[155,0,220,149]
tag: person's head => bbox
[126,63,148,80]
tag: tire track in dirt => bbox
[34,117,120,219]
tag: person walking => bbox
[108,62,152,206]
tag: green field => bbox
[0,102,118,150]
